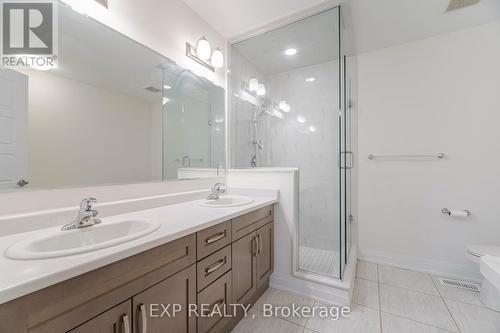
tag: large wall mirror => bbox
[0,3,225,191]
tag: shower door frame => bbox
[226,4,355,286]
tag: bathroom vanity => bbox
[0,199,276,333]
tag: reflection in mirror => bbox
[0,3,225,191]
[162,63,225,180]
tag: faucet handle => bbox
[80,198,98,212]
[214,183,226,193]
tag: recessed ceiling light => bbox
[305,77,316,83]
[309,125,317,132]
[297,115,306,124]
[284,48,298,56]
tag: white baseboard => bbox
[358,248,482,282]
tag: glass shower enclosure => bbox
[229,7,353,280]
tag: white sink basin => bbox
[200,195,254,208]
[5,220,160,260]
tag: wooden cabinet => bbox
[68,301,131,333]
[232,232,258,305]
[1,205,274,333]
[132,265,196,333]
[256,223,274,288]
[231,222,274,306]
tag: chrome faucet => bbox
[206,183,226,200]
[61,198,102,230]
[250,155,257,168]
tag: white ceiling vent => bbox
[446,0,481,12]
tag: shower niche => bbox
[229,6,355,281]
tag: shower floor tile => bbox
[299,246,340,277]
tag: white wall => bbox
[357,21,500,280]
[61,0,227,87]
[26,70,157,188]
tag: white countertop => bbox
[0,192,278,304]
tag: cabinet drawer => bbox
[232,205,273,240]
[197,271,232,333]
[197,221,231,260]
[197,245,231,292]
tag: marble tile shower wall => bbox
[230,50,341,251]
[230,48,268,168]
[266,61,340,251]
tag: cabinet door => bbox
[232,232,257,305]
[132,265,196,333]
[256,223,274,288]
[68,301,131,333]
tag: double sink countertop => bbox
[0,189,279,304]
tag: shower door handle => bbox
[340,151,354,169]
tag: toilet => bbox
[466,245,500,311]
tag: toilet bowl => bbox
[466,245,500,263]
[466,244,500,311]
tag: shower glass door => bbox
[230,7,348,280]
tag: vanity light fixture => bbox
[196,37,212,61]
[284,48,298,56]
[279,100,287,110]
[257,83,266,96]
[305,77,316,83]
[297,115,306,124]
[249,78,259,92]
[211,48,224,68]
[186,37,224,72]
[282,103,291,113]
[278,100,291,113]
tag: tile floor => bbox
[231,260,500,333]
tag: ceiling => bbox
[233,9,339,75]
[182,0,328,40]
[182,0,500,54]
[348,0,500,54]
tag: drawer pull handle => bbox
[205,231,226,244]
[205,258,226,275]
[122,314,131,333]
[204,298,226,316]
[257,234,263,255]
[138,304,148,333]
